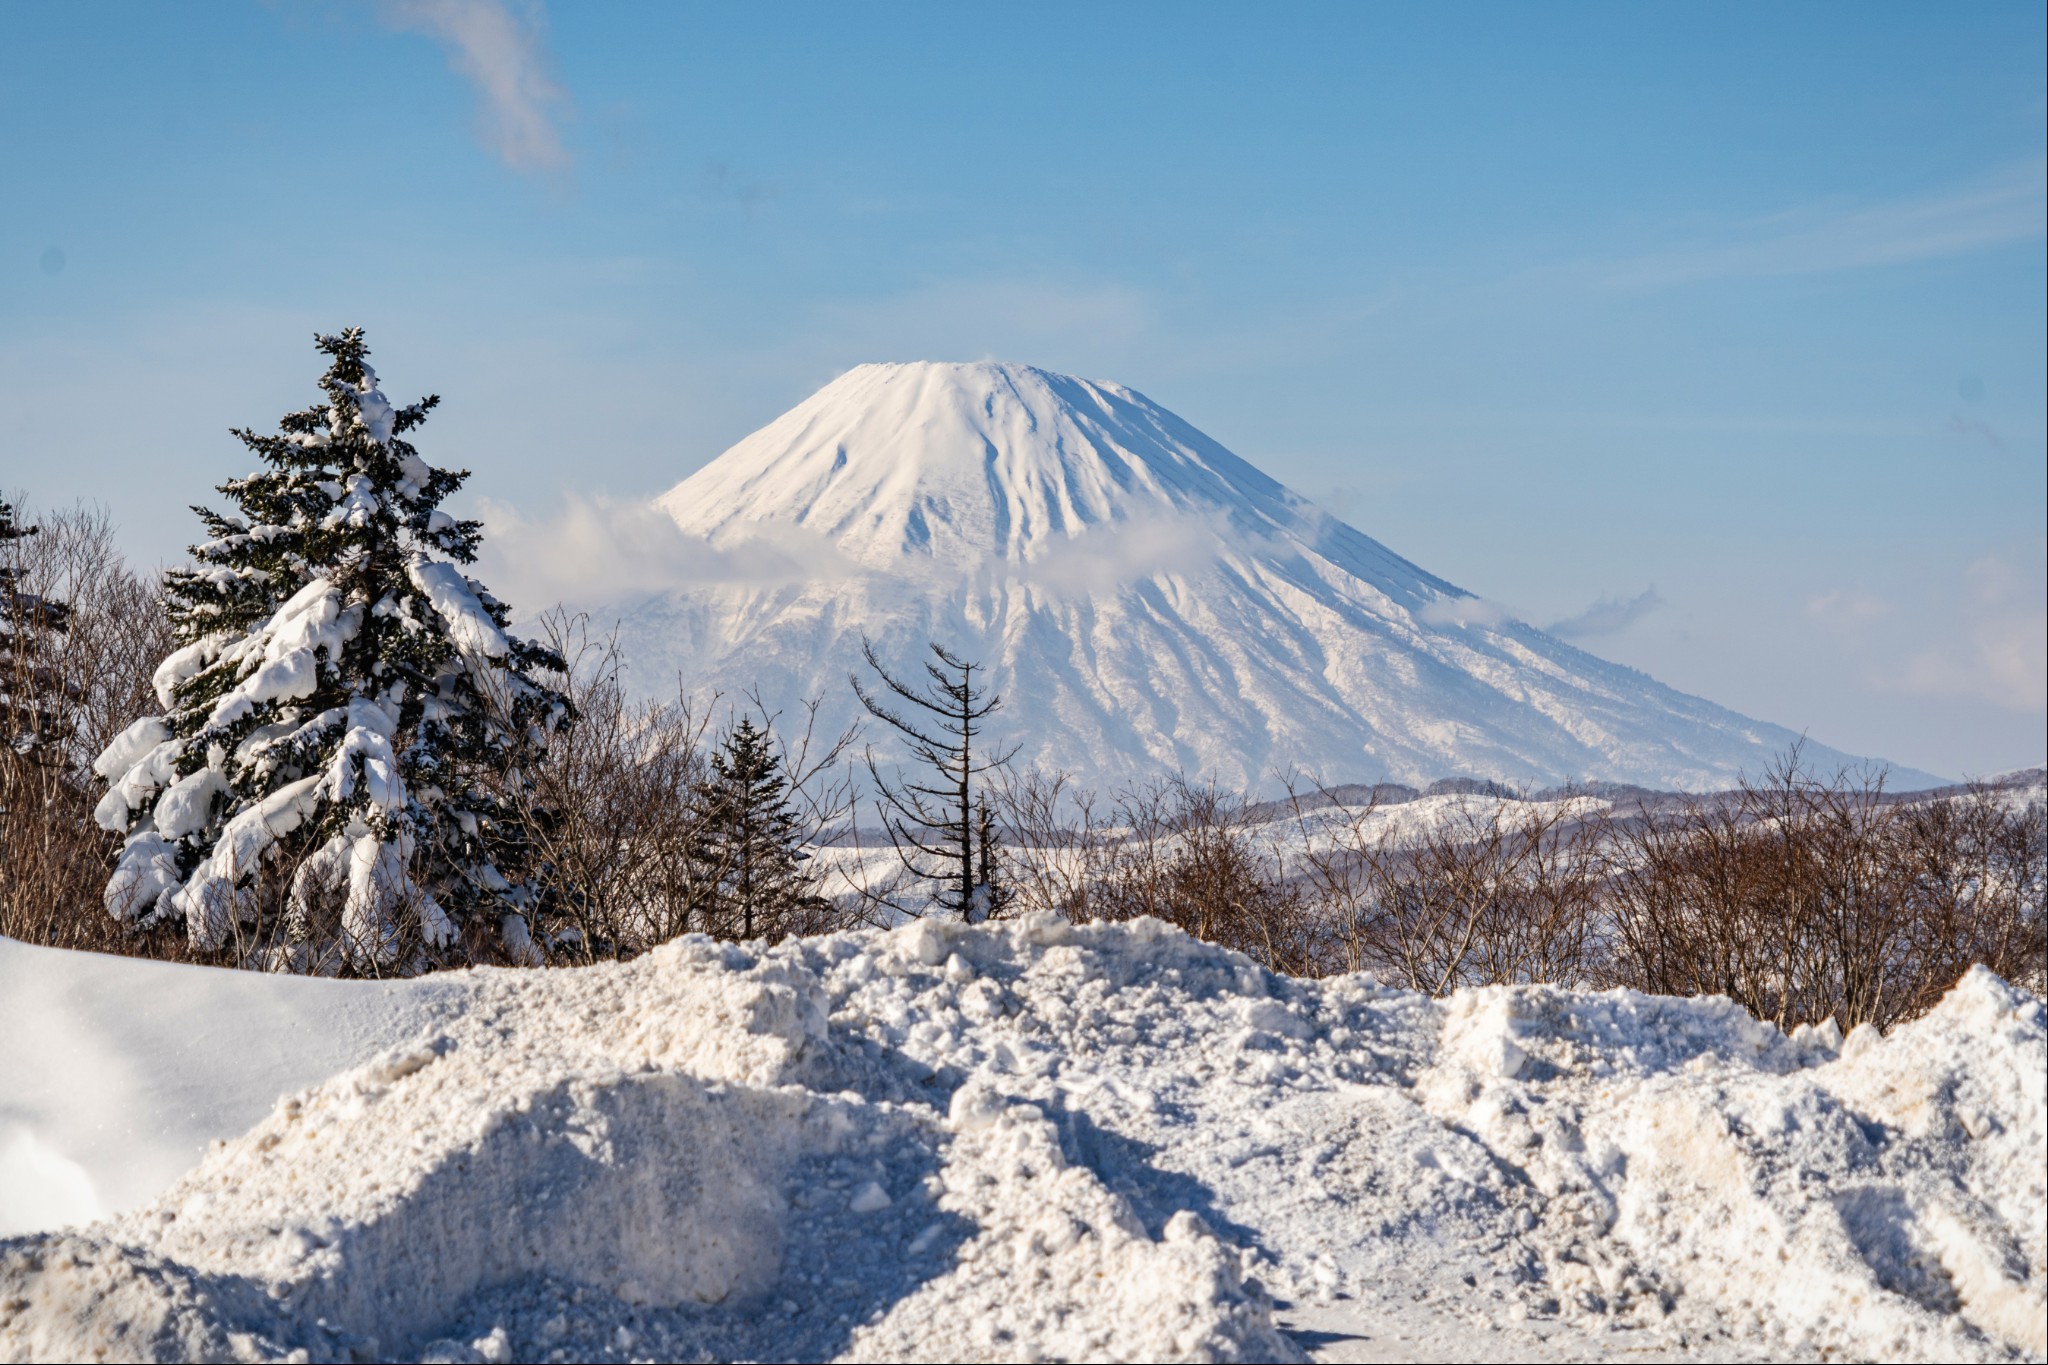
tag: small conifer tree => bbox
[92,329,572,972]
[690,715,824,940]
[0,498,74,770]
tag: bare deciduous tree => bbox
[0,500,176,953]
[853,639,1017,921]
[494,614,859,960]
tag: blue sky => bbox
[3,0,2042,778]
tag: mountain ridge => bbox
[607,361,1945,792]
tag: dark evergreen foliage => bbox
[94,329,573,972]
[0,499,74,768]
[689,715,825,940]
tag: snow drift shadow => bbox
[0,1075,971,1365]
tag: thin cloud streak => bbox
[992,510,1265,594]
[1418,595,1512,630]
[1547,586,1665,640]
[1808,551,2048,716]
[1897,612,2047,713]
[474,494,861,614]
[380,0,570,176]
[1597,159,2045,289]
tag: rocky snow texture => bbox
[3,921,2043,1364]
[614,361,1934,792]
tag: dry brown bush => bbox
[1001,773,1318,974]
[990,768,1102,920]
[1285,781,1604,992]
[997,753,2042,1033]
[1603,752,2044,1031]
[1893,781,2046,1004]
[503,613,857,962]
[0,502,177,955]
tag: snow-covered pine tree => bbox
[91,329,572,972]
[0,498,74,770]
[690,715,824,940]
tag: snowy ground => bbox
[813,775,2046,911]
[807,790,1616,907]
[1,919,2042,1364]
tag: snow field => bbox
[802,790,1615,909]
[0,939,457,1238]
[1,915,2042,1363]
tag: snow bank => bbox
[0,939,454,1238]
[1,921,2041,1364]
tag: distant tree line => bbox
[1,328,2040,1036]
[993,752,2043,1032]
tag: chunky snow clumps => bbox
[1,917,2041,1364]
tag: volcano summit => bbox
[608,361,1917,791]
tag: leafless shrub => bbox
[1284,780,1603,992]
[1604,752,2045,1030]
[990,768,1105,919]
[500,613,860,960]
[1037,773,1317,974]
[1892,781,2046,1004]
[0,501,177,955]
[494,613,712,960]
[999,753,2041,1033]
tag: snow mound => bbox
[2,922,2041,1364]
[0,939,453,1238]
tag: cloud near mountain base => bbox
[474,495,860,614]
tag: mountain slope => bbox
[613,361,1936,791]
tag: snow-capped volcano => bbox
[617,361,1923,791]
[655,361,1442,590]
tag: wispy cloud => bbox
[997,510,1256,594]
[1897,614,2047,713]
[474,495,859,613]
[1945,413,2004,449]
[1884,552,2046,713]
[1598,160,2045,289]
[1546,586,1664,640]
[1806,589,1891,624]
[1797,554,2044,715]
[380,0,570,176]
[1418,595,1512,630]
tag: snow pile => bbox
[2,918,2042,1363]
[0,939,454,1238]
